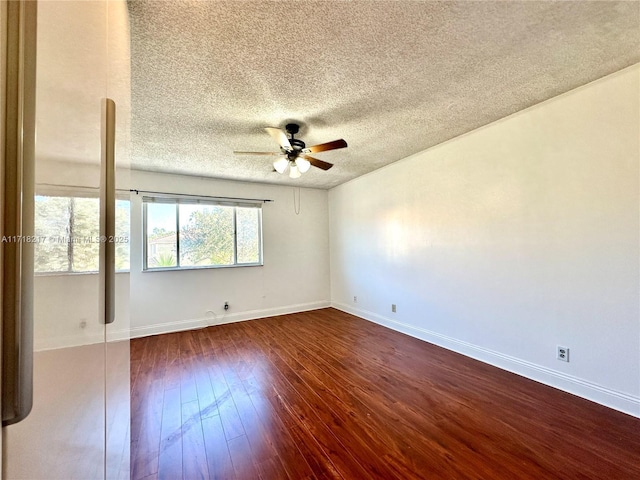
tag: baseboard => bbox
[35,329,134,351]
[128,300,331,339]
[34,301,330,351]
[331,302,640,419]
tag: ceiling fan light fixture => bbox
[295,157,311,173]
[273,157,288,174]
[289,164,301,179]
[238,123,346,177]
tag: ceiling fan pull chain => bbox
[293,187,301,215]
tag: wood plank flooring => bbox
[130,308,640,479]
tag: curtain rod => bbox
[130,189,273,203]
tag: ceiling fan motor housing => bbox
[285,123,305,157]
[289,138,305,150]
[285,123,300,135]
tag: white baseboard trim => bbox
[34,301,330,351]
[35,324,147,351]
[331,302,640,419]
[128,301,331,339]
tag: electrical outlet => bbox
[557,346,569,362]
[353,296,357,303]
[391,304,397,313]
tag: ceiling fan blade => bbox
[265,127,292,151]
[302,139,347,154]
[233,151,282,156]
[301,154,333,171]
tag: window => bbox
[34,195,130,274]
[143,195,262,270]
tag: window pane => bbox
[236,207,260,264]
[71,197,100,272]
[179,204,234,266]
[146,203,177,268]
[115,199,130,271]
[34,196,71,273]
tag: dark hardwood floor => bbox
[130,308,640,479]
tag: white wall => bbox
[32,159,133,349]
[128,170,330,337]
[33,273,130,350]
[32,166,330,348]
[329,65,640,417]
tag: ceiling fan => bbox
[234,123,347,178]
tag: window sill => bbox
[35,271,130,277]
[143,263,263,273]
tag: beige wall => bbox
[330,65,640,417]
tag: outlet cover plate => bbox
[557,346,569,362]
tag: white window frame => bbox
[33,188,131,275]
[142,194,263,272]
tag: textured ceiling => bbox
[128,1,640,189]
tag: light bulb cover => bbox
[295,157,311,173]
[289,164,301,178]
[273,157,288,174]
